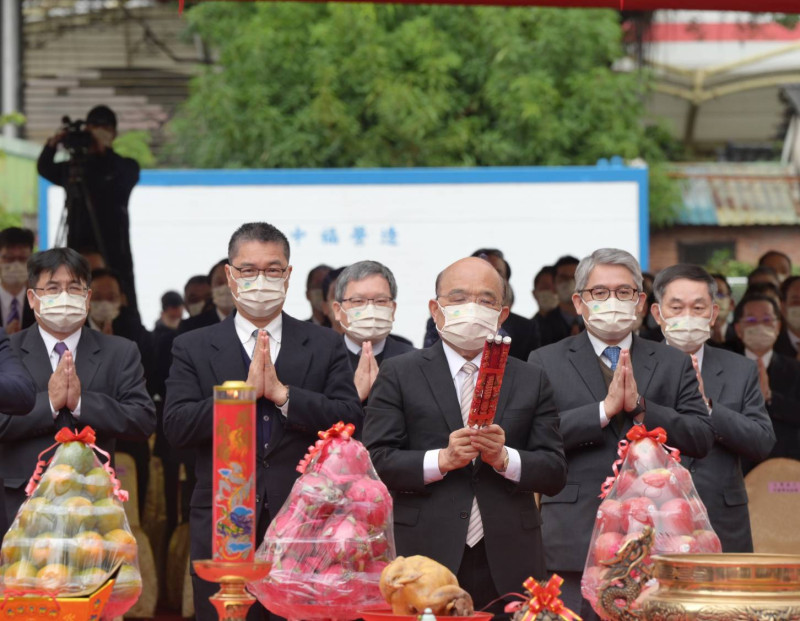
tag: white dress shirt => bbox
[422,341,522,484]
[234,312,289,416]
[745,348,773,370]
[343,334,386,357]
[39,325,83,418]
[585,331,633,428]
[0,286,26,328]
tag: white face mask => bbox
[162,315,181,330]
[742,324,777,353]
[0,261,27,287]
[556,279,575,304]
[786,306,800,333]
[232,274,286,319]
[436,302,500,351]
[34,290,87,334]
[342,304,394,343]
[716,297,732,321]
[186,301,206,317]
[534,290,559,314]
[90,300,120,325]
[212,285,234,314]
[660,310,711,354]
[582,297,638,342]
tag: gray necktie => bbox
[459,361,483,547]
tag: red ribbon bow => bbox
[25,425,129,502]
[599,424,681,499]
[55,426,96,445]
[296,422,356,474]
[516,575,581,621]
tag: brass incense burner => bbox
[639,553,800,620]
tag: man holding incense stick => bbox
[364,257,567,611]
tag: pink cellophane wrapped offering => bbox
[581,425,721,619]
[0,427,142,620]
[248,422,396,620]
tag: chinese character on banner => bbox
[381,226,398,246]
[290,227,307,244]
[321,228,339,245]
[351,226,367,246]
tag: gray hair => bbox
[335,260,397,302]
[574,248,643,293]
[652,264,718,304]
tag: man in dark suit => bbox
[0,227,36,335]
[650,264,774,552]
[178,259,233,334]
[164,222,363,621]
[0,328,37,534]
[528,248,713,618]
[364,257,567,610]
[731,293,800,465]
[775,276,800,358]
[0,248,156,524]
[538,255,583,346]
[331,261,414,402]
[305,263,332,327]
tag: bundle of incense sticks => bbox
[467,334,512,428]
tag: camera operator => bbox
[37,105,141,316]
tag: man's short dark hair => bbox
[745,282,780,300]
[781,275,800,301]
[533,265,555,288]
[0,227,34,252]
[471,248,511,280]
[162,290,184,310]
[758,250,792,271]
[86,105,117,129]
[322,267,347,302]
[27,247,91,288]
[711,273,731,296]
[209,258,228,282]
[90,267,122,285]
[185,275,210,290]
[652,264,717,304]
[554,255,580,274]
[748,266,779,285]
[734,293,782,324]
[228,223,290,264]
[307,264,333,290]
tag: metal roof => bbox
[674,163,800,226]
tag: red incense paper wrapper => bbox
[468,335,511,427]
[212,381,257,562]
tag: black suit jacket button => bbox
[459,511,468,519]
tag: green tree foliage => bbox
[166,3,678,222]
[113,130,156,168]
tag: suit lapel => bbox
[75,327,102,388]
[568,331,607,402]
[700,345,724,405]
[268,315,312,456]
[209,316,249,386]
[631,335,657,398]
[19,326,54,389]
[421,342,463,433]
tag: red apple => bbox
[668,463,695,494]
[592,531,624,564]
[627,438,666,474]
[621,497,656,533]
[613,470,637,499]
[629,468,681,505]
[597,499,625,534]
[692,529,722,553]
[656,498,694,535]
[657,534,697,554]
[688,495,711,530]
[581,566,607,606]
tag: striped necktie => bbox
[459,361,483,547]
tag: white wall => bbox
[43,167,646,347]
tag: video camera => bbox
[60,116,93,157]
